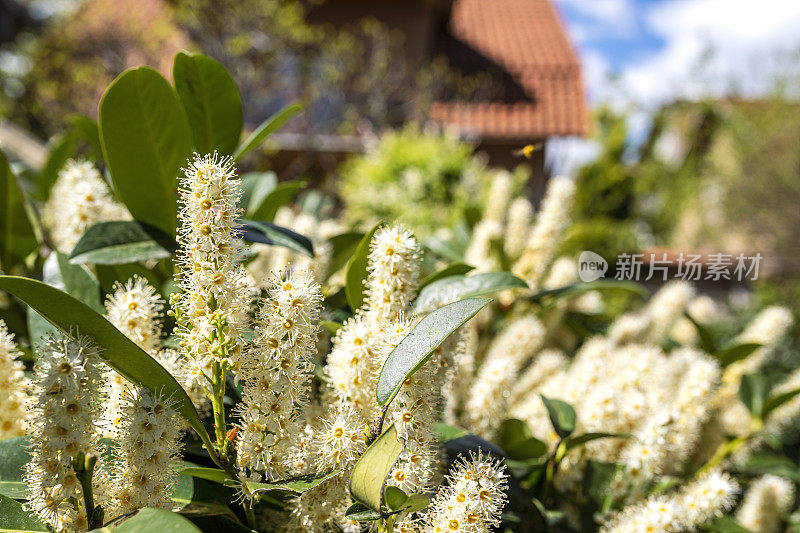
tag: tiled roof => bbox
[431,0,587,139]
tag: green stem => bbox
[76,453,102,529]
[696,423,760,476]
[245,505,257,529]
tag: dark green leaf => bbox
[0,151,38,271]
[702,516,754,533]
[529,280,648,305]
[764,387,800,420]
[69,221,175,265]
[0,493,48,532]
[441,433,506,459]
[0,481,25,499]
[233,103,302,162]
[414,272,526,313]
[377,298,491,406]
[328,232,365,277]
[348,424,403,514]
[541,396,577,439]
[498,419,548,460]
[178,466,235,486]
[0,437,29,482]
[98,66,193,235]
[384,486,408,511]
[345,221,382,312]
[565,432,630,451]
[36,133,78,200]
[685,312,718,354]
[99,507,201,532]
[419,263,475,290]
[714,343,762,367]
[245,470,341,496]
[344,502,382,522]
[582,460,618,508]
[248,181,304,222]
[69,115,103,161]
[173,52,242,155]
[0,276,209,449]
[739,453,800,482]
[739,374,769,419]
[433,423,469,442]
[240,219,313,257]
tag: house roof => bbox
[431,0,587,140]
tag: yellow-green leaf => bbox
[348,424,402,514]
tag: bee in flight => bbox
[513,143,543,159]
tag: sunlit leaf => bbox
[233,103,302,162]
[541,395,577,439]
[348,424,403,514]
[69,221,175,265]
[414,272,526,313]
[240,219,313,257]
[345,221,382,312]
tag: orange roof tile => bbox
[432,0,587,139]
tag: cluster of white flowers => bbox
[24,336,102,532]
[109,388,183,514]
[512,176,575,289]
[235,270,322,483]
[464,172,513,273]
[173,153,254,384]
[247,206,342,286]
[42,159,130,253]
[736,475,794,533]
[600,470,738,532]
[419,452,508,533]
[503,197,533,259]
[607,281,695,346]
[0,319,30,438]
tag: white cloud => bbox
[555,0,637,40]
[622,0,800,105]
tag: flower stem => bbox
[75,452,102,529]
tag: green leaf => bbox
[0,481,25,499]
[344,502,382,522]
[97,508,201,532]
[178,466,234,486]
[384,486,408,511]
[0,437,30,482]
[240,219,313,257]
[69,221,175,265]
[98,66,193,236]
[433,423,469,442]
[0,276,209,448]
[248,181,304,222]
[739,453,800,482]
[702,516,755,533]
[240,172,277,217]
[403,494,431,513]
[233,103,302,162]
[36,133,78,200]
[529,280,648,305]
[244,470,341,496]
[377,298,491,406]
[348,423,403,514]
[414,272,527,313]
[582,460,618,508]
[0,494,48,532]
[685,312,718,354]
[28,252,104,350]
[498,419,547,460]
[173,52,242,156]
[541,396,577,439]
[739,373,769,419]
[566,432,629,451]
[69,115,103,161]
[0,151,38,271]
[328,231,365,277]
[321,320,343,336]
[763,387,800,420]
[714,343,763,367]
[171,468,238,517]
[419,262,475,290]
[345,221,382,312]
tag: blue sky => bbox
[551,0,800,106]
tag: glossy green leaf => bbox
[244,470,341,496]
[763,386,800,420]
[0,481,25,499]
[233,103,302,162]
[97,508,201,532]
[384,486,408,511]
[377,298,490,406]
[249,181,304,222]
[69,221,175,265]
[173,52,242,155]
[178,466,235,486]
[414,272,526,313]
[739,374,769,419]
[344,502,382,522]
[714,343,762,367]
[171,468,238,517]
[328,231,364,277]
[240,172,277,217]
[419,262,475,290]
[565,432,630,451]
[348,424,403,514]
[345,221,382,312]
[529,280,649,305]
[240,219,313,257]
[0,151,38,271]
[498,419,547,460]
[29,252,104,350]
[0,494,48,532]
[541,395,577,439]
[403,494,431,513]
[0,276,208,447]
[0,437,30,482]
[98,66,193,235]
